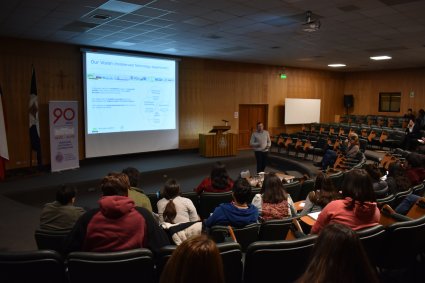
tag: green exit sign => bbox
[280,74,287,79]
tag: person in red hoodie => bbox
[311,169,380,234]
[64,173,169,254]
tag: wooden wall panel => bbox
[343,68,425,116]
[0,38,83,170]
[5,37,424,170]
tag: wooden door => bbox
[238,104,268,149]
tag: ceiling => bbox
[1,0,425,71]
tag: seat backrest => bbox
[66,248,154,283]
[393,188,413,208]
[34,229,70,254]
[146,192,159,213]
[232,223,260,252]
[381,215,425,269]
[283,181,302,202]
[328,171,344,190]
[157,242,243,283]
[244,235,318,283]
[0,250,66,283]
[356,225,387,267]
[377,194,395,208]
[412,183,425,196]
[299,179,315,201]
[258,218,293,241]
[199,191,233,219]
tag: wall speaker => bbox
[344,95,354,108]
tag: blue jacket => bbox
[205,203,258,228]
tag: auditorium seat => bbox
[283,181,302,202]
[199,191,233,219]
[379,215,425,269]
[258,218,293,241]
[356,224,387,267]
[377,194,395,208]
[146,192,159,213]
[393,188,413,208]
[0,249,66,283]
[157,242,243,283]
[209,223,260,252]
[412,183,425,196]
[328,171,344,190]
[244,235,318,283]
[299,179,315,201]
[67,248,154,283]
[34,229,70,255]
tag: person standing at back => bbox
[39,185,85,231]
[122,167,152,212]
[250,122,271,173]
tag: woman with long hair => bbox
[311,169,380,234]
[251,173,295,220]
[297,223,379,283]
[194,162,234,194]
[157,179,199,224]
[300,172,341,216]
[159,234,225,283]
[364,163,389,198]
[386,161,411,194]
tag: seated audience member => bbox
[157,179,199,224]
[64,173,169,253]
[317,133,360,171]
[194,162,234,194]
[386,161,411,194]
[300,172,341,216]
[39,185,85,231]
[251,173,294,220]
[311,169,380,234]
[297,223,379,283]
[403,117,422,150]
[122,167,152,212]
[205,178,258,228]
[404,152,425,186]
[159,234,224,283]
[364,164,389,198]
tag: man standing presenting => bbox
[250,122,271,173]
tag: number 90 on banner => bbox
[53,107,75,124]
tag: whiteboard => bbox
[285,98,321,125]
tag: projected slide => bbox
[85,52,176,134]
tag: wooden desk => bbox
[275,172,295,183]
[294,201,305,212]
[199,133,237,157]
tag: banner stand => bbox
[49,101,79,172]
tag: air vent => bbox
[338,5,361,12]
[92,14,111,20]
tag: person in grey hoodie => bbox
[205,178,258,228]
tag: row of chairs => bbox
[146,180,315,219]
[338,114,409,128]
[272,132,368,162]
[5,215,425,283]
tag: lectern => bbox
[199,126,237,157]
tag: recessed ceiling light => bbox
[328,64,346,67]
[370,55,392,60]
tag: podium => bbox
[199,126,237,157]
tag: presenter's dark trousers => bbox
[255,151,268,173]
